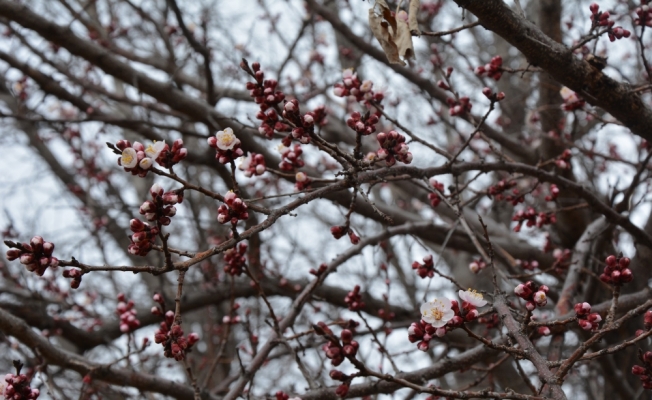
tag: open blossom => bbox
[120,147,138,168]
[214,127,239,150]
[420,298,455,328]
[145,141,166,159]
[458,289,487,307]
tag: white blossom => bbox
[215,128,239,150]
[458,289,487,307]
[120,147,138,168]
[420,298,455,328]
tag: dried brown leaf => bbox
[368,0,415,66]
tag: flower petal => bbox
[120,148,137,168]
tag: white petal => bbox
[120,148,137,168]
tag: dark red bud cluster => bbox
[309,263,328,276]
[574,302,602,331]
[333,69,383,104]
[116,293,140,333]
[468,258,487,274]
[217,191,249,226]
[223,242,247,276]
[155,138,187,169]
[487,179,518,202]
[514,281,549,311]
[475,55,503,81]
[512,207,557,232]
[128,218,159,256]
[407,320,440,351]
[3,366,39,400]
[152,310,199,361]
[330,226,360,245]
[645,310,652,330]
[481,87,505,102]
[279,144,305,171]
[238,153,266,177]
[346,111,380,136]
[62,268,83,288]
[516,259,539,271]
[245,62,287,139]
[545,184,560,201]
[428,179,445,207]
[446,96,472,116]
[139,184,183,227]
[555,149,573,169]
[344,285,365,311]
[275,391,289,400]
[315,322,359,366]
[589,3,632,40]
[376,131,413,166]
[5,236,58,276]
[280,100,328,145]
[412,254,435,279]
[632,350,652,389]
[600,254,633,285]
[636,4,652,26]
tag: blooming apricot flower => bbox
[214,127,239,150]
[120,147,138,168]
[458,289,487,307]
[420,298,455,328]
[145,141,166,159]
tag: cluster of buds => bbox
[309,263,328,276]
[376,131,413,166]
[589,3,631,41]
[554,149,573,169]
[545,184,560,201]
[560,87,585,111]
[412,254,435,279]
[600,254,633,285]
[516,259,540,271]
[512,207,557,232]
[346,111,380,136]
[151,296,199,361]
[475,55,503,81]
[217,191,249,226]
[344,285,365,311]
[5,236,58,276]
[3,362,39,400]
[514,281,549,310]
[333,69,383,104]
[244,62,287,139]
[155,138,187,169]
[281,99,328,144]
[278,144,305,171]
[223,242,247,276]
[469,258,487,274]
[275,391,302,400]
[116,293,140,333]
[635,4,652,26]
[62,268,82,289]
[457,289,488,322]
[408,319,442,351]
[574,302,602,331]
[329,370,353,398]
[330,225,360,245]
[314,322,359,366]
[238,153,266,177]
[139,184,183,227]
[128,218,159,256]
[632,350,652,389]
[487,179,518,201]
[551,248,573,274]
[208,127,244,164]
[294,171,311,191]
[428,179,445,208]
[481,87,506,102]
[116,140,165,177]
[446,96,472,117]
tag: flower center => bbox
[122,151,133,164]
[427,308,444,321]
